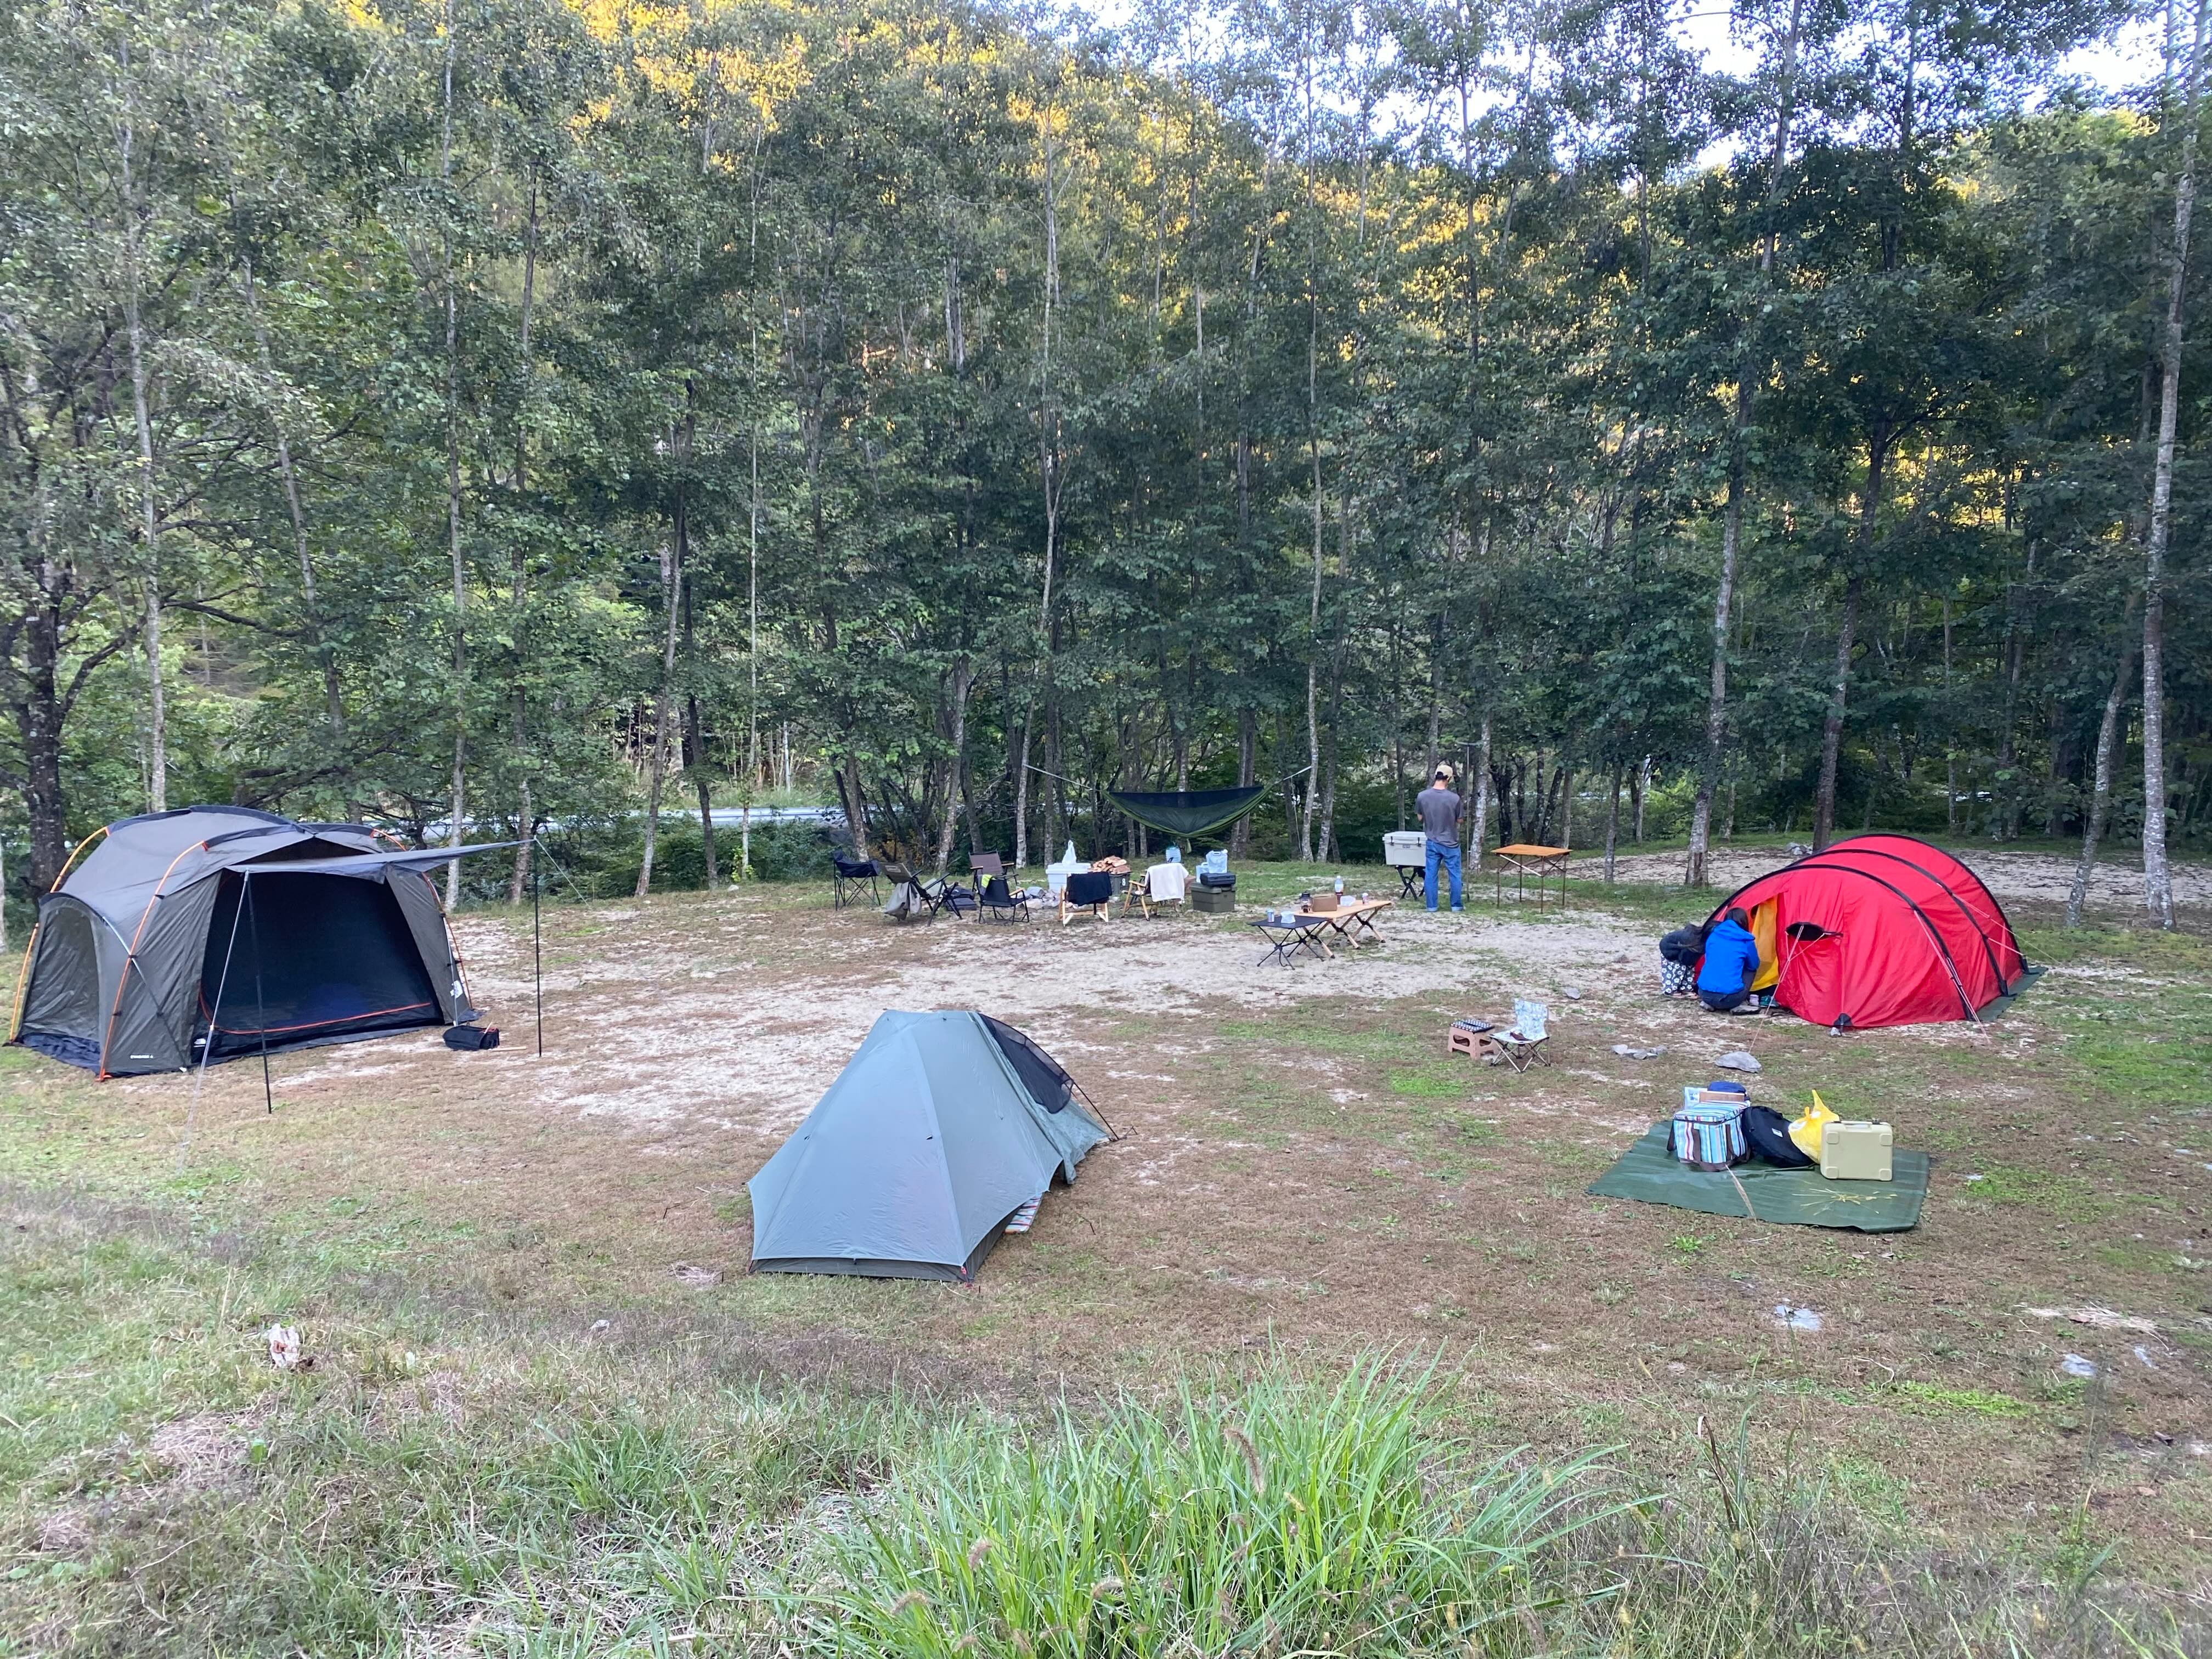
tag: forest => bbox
[2,0,2205,919]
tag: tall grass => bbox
[779,1357,1607,1657]
[6,1190,2203,1657]
[777,1370,2202,1659]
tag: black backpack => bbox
[1741,1104,1813,1167]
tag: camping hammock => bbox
[1104,784,1267,839]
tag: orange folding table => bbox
[1492,843,1570,910]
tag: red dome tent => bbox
[1705,834,2028,1030]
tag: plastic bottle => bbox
[1334,874,1344,896]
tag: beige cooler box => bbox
[1820,1120,1894,1182]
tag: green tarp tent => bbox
[747,1009,1110,1281]
[1105,785,1266,839]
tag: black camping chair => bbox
[968,850,1009,898]
[977,874,1032,923]
[831,852,879,909]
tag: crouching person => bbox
[1696,907,1763,1014]
[1656,920,1707,995]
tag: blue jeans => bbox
[1424,839,1463,910]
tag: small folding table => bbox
[1249,912,1334,967]
[1492,843,1570,909]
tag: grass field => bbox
[3,841,2208,1654]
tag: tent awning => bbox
[240,842,522,878]
[1105,785,1265,839]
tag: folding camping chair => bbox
[975,874,1034,922]
[879,861,965,922]
[1479,999,1551,1072]
[831,851,879,909]
[1060,870,1114,925]
[969,851,1009,896]
[1124,861,1189,918]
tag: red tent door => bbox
[1766,893,1851,1026]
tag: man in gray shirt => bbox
[1415,765,1464,912]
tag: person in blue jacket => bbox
[1696,907,1763,1014]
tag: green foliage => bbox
[778,1358,1602,1657]
[3,0,2205,908]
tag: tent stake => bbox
[533,855,543,1057]
[247,873,272,1114]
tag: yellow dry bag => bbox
[1789,1091,1839,1160]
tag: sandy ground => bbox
[446,900,1650,1140]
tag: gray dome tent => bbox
[8,806,497,1077]
[748,1009,1110,1282]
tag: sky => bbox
[1669,0,2167,94]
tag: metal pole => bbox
[247,873,272,1114]
[533,857,543,1057]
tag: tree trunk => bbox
[440,5,466,910]
[1942,595,1956,836]
[1688,437,1742,887]
[1813,571,1865,851]
[933,661,973,877]
[834,752,873,863]
[1230,708,1257,860]
[21,603,69,890]
[119,93,165,815]
[691,695,718,889]
[1816,430,1887,852]
[506,173,538,905]
[2066,600,2139,928]
[1604,765,1622,882]
[2142,0,2205,930]
[1996,541,2036,839]
[1688,0,1799,885]
[1469,715,1492,866]
[1013,714,1032,869]
[635,533,681,899]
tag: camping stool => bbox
[1447,1018,1493,1059]
[1478,999,1551,1073]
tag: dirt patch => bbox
[442,899,1644,1137]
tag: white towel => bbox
[1145,862,1188,902]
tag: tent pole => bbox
[247,873,272,1115]
[179,873,251,1167]
[533,857,543,1057]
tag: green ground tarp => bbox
[1588,1123,1929,1232]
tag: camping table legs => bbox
[1310,898,1392,949]
[1249,917,1332,967]
[1491,845,1570,910]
